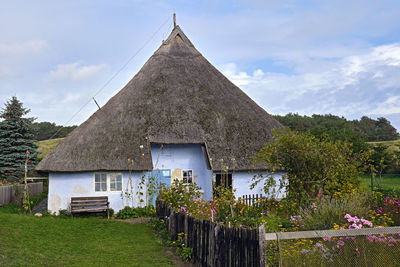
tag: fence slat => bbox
[158,200,263,267]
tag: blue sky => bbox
[1,0,400,131]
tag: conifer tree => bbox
[0,96,38,178]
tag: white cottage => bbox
[36,22,284,213]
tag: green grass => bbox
[359,173,400,192]
[368,138,400,153]
[0,208,175,266]
[36,138,64,161]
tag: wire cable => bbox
[48,15,172,140]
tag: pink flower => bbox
[337,240,345,247]
[355,248,360,255]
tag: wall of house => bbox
[47,145,284,214]
[150,144,213,200]
[48,171,149,214]
[233,172,285,199]
[48,144,213,214]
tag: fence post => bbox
[258,223,267,267]
[169,210,176,241]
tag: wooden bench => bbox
[70,196,110,219]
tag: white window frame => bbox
[94,172,124,193]
[182,169,194,184]
[94,173,107,192]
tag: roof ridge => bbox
[163,25,194,47]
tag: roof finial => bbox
[173,13,176,27]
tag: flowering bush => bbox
[374,197,400,226]
[296,190,375,230]
[158,179,400,233]
[158,180,218,220]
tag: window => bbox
[94,173,123,192]
[215,173,232,189]
[110,174,122,191]
[95,173,107,192]
[214,172,233,197]
[182,170,193,184]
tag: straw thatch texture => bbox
[36,26,283,172]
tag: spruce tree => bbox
[0,96,38,179]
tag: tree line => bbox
[274,113,400,174]
[32,122,76,141]
[273,113,399,142]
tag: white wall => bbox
[233,172,285,199]
[151,144,213,200]
[48,171,149,214]
[48,145,284,214]
[48,144,214,214]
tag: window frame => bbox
[94,172,124,193]
[182,169,194,184]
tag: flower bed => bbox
[158,181,400,230]
[157,181,400,265]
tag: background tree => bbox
[32,121,76,141]
[252,129,369,205]
[273,113,399,142]
[369,144,392,179]
[0,96,38,178]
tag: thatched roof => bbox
[36,25,283,172]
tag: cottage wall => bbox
[150,144,213,200]
[48,171,148,214]
[233,172,285,199]
[47,144,284,214]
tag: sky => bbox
[1,0,400,131]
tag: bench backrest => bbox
[71,196,109,209]
[71,196,108,202]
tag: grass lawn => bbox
[36,138,64,161]
[368,138,400,153]
[0,208,175,267]
[359,173,400,192]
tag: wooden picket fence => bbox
[238,194,265,206]
[0,182,43,206]
[156,199,266,267]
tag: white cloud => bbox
[0,39,47,56]
[371,96,400,115]
[0,39,48,77]
[48,62,106,82]
[219,43,400,126]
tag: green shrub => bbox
[264,213,282,232]
[117,206,139,219]
[116,206,155,219]
[150,218,170,241]
[174,233,192,262]
[298,191,375,230]
[109,208,114,217]
[0,203,24,214]
[58,209,70,217]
